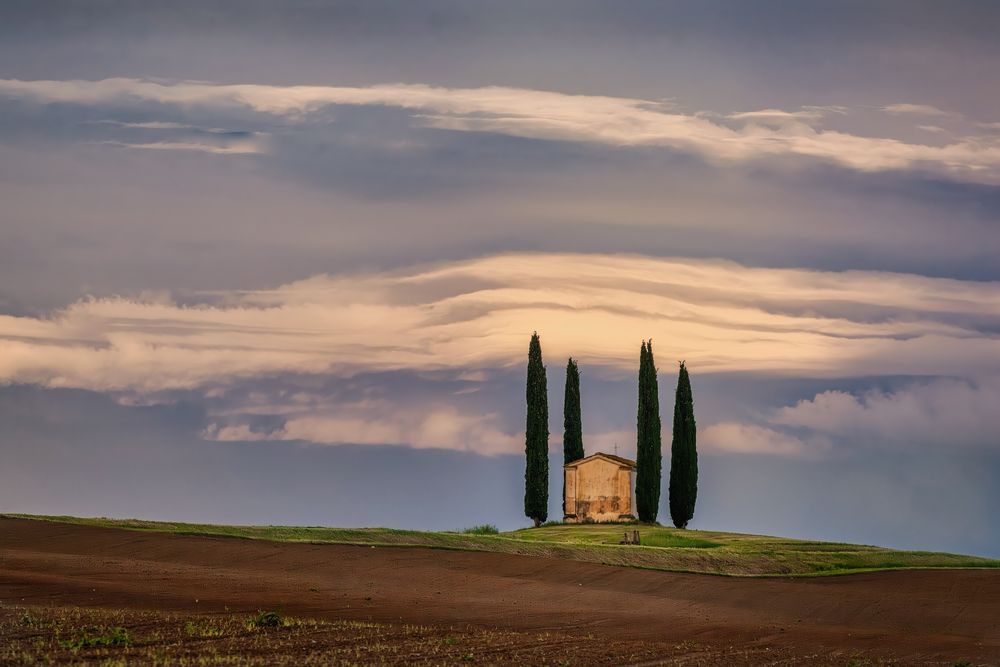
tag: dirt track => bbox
[2,517,998,665]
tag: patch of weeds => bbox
[245,610,286,630]
[19,612,42,627]
[309,586,319,592]
[462,524,499,535]
[953,661,972,667]
[184,620,226,638]
[461,652,476,662]
[442,637,459,646]
[845,659,873,667]
[58,626,131,650]
[11,651,39,666]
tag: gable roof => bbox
[564,452,636,469]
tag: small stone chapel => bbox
[563,452,636,523]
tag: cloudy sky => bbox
[2,1,1000,555]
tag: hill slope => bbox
[5,515,1000,665]
[7,514,997,576]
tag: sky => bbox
[2,1,1000,556]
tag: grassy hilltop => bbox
[8,514,999,577]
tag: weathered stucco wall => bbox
[564,457,634,523]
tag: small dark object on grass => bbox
[246,610,284,629]
[620,530,642,545]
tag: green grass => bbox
[57,625,131,650]
[7,513,999,577]
[462,524,500,535]
[512,523,720,549]
[184,619,226,638]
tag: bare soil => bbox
[2,516,997,665]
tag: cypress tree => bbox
[669,361,698,528]
[524,332,549,527]
[635,340,662,523]
[562,358,584,514]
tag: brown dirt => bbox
[1,604,808,666]
[1,516,997,665]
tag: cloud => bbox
[726,108,826,124]
[699,422,819,456]
[771,377,1000,448]
[2,78,999,182]
[100,139,264,154]
[88,120,268,154]
[204,406,522,456]
[198,380,634,454]
[89,120,239,133]
[315,412,506,453]
[1,253,1000,393]
[198,384,526,454]
[882,103,957,118]
[699,376,1000,460]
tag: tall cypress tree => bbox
[669,361,698,528]
[524,332,549,527]
[562,358,584,514]
[635,340,662,523]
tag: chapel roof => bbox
[563,452,636,469]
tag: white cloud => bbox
[204,404,522,456]
[1,253,999,393]
[2,78,999,182]
[882,103,957,117]
[771,378,1000,448]
[699,422,820,456]
[726,108,825,123]
[700,376,1000,459]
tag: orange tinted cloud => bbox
[1,253,999,392]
